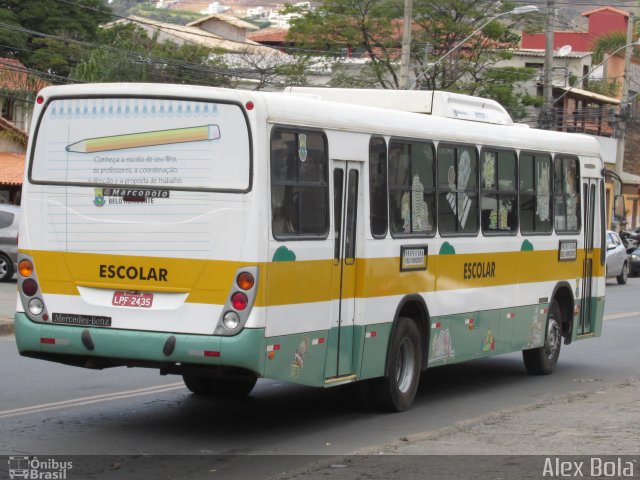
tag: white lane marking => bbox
[0,382,185,419]
[604,312,640,320]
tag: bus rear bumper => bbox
[14,313,266,375]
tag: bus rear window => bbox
[30,97,251,192]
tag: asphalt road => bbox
[0,278,638,478]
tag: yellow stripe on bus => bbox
[21,248,601,307]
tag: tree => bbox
[287,0,528,90]
[286,0,404,89]
[0,0,112,77]
[464,66,543,121]
[70,23,231,86]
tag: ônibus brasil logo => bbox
[8,456,73,479]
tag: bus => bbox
[15,84,605,412]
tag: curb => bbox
[0,316,14,336]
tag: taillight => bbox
[22,278,38,296]
[19,259,33,277]
[231,292,248,310]
[236,272,254,290]
[215,266,259,336]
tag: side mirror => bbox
[607,243,616,251]
[613,195,626,223]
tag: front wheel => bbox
[617,262,628,285]
[182,374,257,397]
[363,316,422,412]
[0,254,13,282]
[523,301,562,375]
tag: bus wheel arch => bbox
[550,282,575,345]
[387,295,430,372]
[359,295,429,412]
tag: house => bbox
[506,7,640,229]
[187,13,258,43]
[0,151,24,204]
[0,57,47,132]
[116,16,283,56]
[522,6,631,52]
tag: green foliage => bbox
[0,8,27,56]
[70,23,230,86]
[287,0,403,88]
[0,0,112,76]
[460,66,540,121]
[126,3,204,25]
[585,79,620,98]
[591,31,627,64]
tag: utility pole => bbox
[399,0,413,89]
[541,0,555,129]
[614,12,635,201]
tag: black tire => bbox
[182,374,257,397]
[363,316,422,412]
[523,301,562,375]
[0,254,13,282]
[617,262,628,285]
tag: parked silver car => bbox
[0,204,19,282]
[605,230,628,285]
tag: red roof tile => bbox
[0,151,24,186]
[0,57,48,92]
[247,28,289,43]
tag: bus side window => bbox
[554,156,581,234]
[388,138,436,237]
[271,129,329,239]
[437,144,479,236]
[520,152,552,234]
[480,149,517,234]
[369,136,388,238]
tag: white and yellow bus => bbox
[15,84,605,411]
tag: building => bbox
[187,13,258,43]
[516,7,640,229]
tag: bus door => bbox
[579,179,598,335]
[326,160,361,380]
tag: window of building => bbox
[480,149,517,234]
[520,152,553,234]
[554,156,581,233]
[369,136,388,238]
[388,139,436,236]
[271,128,329,239]
[437,144,479,235]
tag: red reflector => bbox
[36,95,44,104]
[42,314,49,321]
[274,344,281,351]
[40,338,55,344]
[246,101,254,110]
[204,350,220,357]
[231,292,248,310]
[22,278,38,296]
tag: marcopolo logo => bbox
[92,188,170,207]
[8,457,73,479]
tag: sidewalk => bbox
[273,379,640,479]
[0,315,13,336]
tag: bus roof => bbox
[35,83,603,160]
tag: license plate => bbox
[112,291,153,308]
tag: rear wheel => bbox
[0,254,13,282]
[617,262,628,285]
[363,316,421,412]
[523,301,562,375]
[182,374,257,397]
